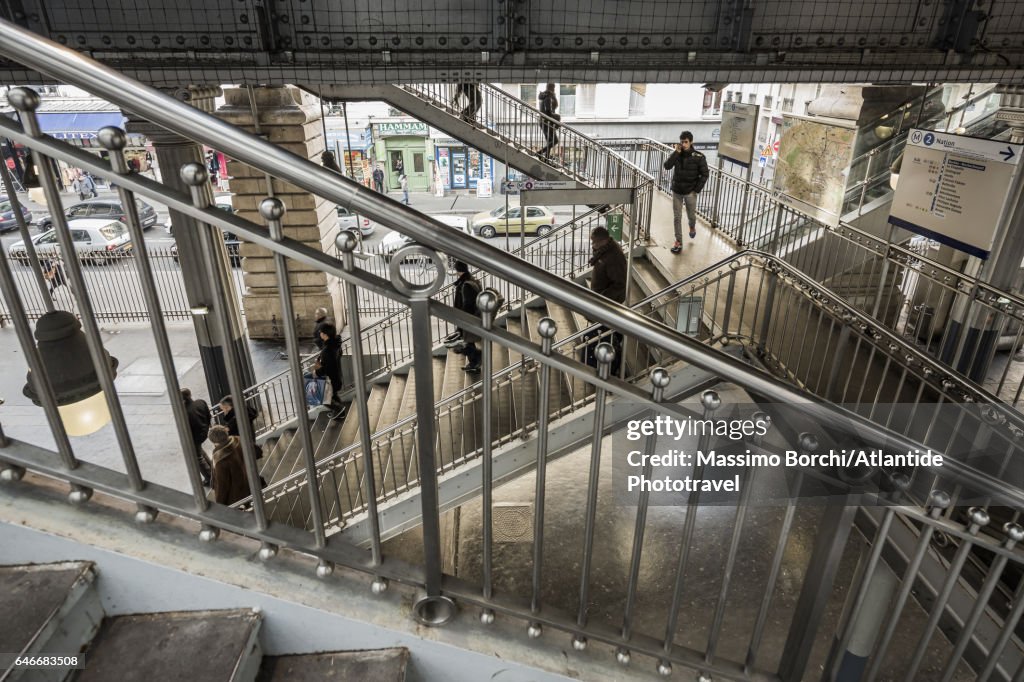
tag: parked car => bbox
[337,206,375,237]
[165,194,234,234]
[8,219,133,265]
[0,196,33,233]
[37,198,158,232]
[470,205,556,238]
[379,215,469,266]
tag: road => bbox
[0,187,599,323]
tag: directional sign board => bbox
[889,129,1022,259]
[503,179,577,193]
[718,102,759,167]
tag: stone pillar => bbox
[124,86,255,401]
[214,86,342,340]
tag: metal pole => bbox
[342,102,357,178]
[0,150,50,307]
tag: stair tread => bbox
[0,562,94,656]
[257,648,410,682]
[77,609,261,682]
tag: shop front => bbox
[433,138,495,191]
[371,121,431,192]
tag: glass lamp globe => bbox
[23,311,118,437]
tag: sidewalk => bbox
[0,322,288,495]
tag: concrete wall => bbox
[0,477,666,682]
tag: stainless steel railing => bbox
[248,247,1024,529]
[1,21,1023,682]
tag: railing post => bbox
[777,435,858,682]
[409,291,456,625]
[711,157,724,229]
[737,178,752,247]
[858,150,876,216]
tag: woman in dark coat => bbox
[315,323,348,421]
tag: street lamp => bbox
[23,310,119,436]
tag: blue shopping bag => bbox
[304,374,326,407]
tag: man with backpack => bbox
[446,261,482,373]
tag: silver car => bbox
[8,218,133,265]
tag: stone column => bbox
[214,86,342,340]
[124,86,255,400]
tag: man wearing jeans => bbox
[663,130,709,254]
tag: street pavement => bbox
[0,322,291,495]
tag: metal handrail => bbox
[251,245,1024,515]
[2,25,1024,680]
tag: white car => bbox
[337,206,375,237]
[379,215,469,265]
[165,194,234,234]
[8,218,133,265]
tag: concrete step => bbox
[491,344,518,441]
[504,318,538,431]
[545,302,591,406]
[77,609,262,682]
[264,413,331,528]
[327,383,391,524]
[371,376,408,498]
[436,350,469,473]
[526,307,570,416]
[260,432,294,486]
[0,562,103,682]
[257,648,410,682]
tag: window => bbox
[560,84,577,117]
[520,84,537,106]
[747,93,757,104]
[526,207,545,217]
[629,84,647,116]
[763,95,773,110]
[100,222,127,240]
[67,204,91,218]
[37,232,58,244]
[506,208,521,219]
[782,98,794,113]
[413,153,424,173]
[702,89,722,117]
[71,229,91,242]
[0,201,11,212]
[759,116,770,142]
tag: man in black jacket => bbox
[589,226,627,303]
[315,323,348,420]
[450,261,482,373]
[537,83,560,159]
[663,130,709,254]
[181,388,213,486]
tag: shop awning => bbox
[36,112,125,139]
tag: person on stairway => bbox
[663,130,709,254]
[583,226,627,374]
[451,261,483,373]
[453,82,482,123]
[313,307,333,350]
[537,83,560,159]
[207,425,249,505]
[181,388,213,487]
[589,226,627,304]
[315,323,349,421]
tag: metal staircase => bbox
[1,20,1024,682]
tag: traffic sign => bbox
[761,144,773,157]
[772,140,779,153]
[758,156,767,167]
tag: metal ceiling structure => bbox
[0,0,1022,85]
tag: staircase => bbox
[0,561,409,682]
